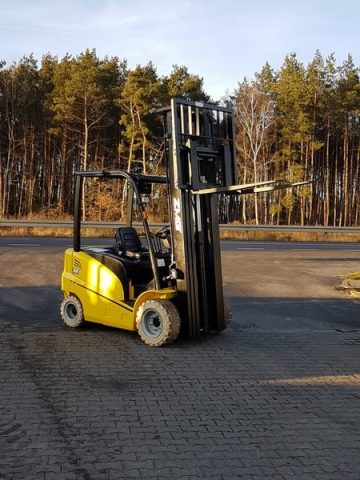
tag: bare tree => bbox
[234,80,275,224]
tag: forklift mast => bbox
[69,99,307,342]
[163,98,236,337]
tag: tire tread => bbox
[136,299,181,347]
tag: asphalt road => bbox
[2,235,360,251]
[1,237,360,479]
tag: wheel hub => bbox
[142,309,162,338]
[66,303,77,320]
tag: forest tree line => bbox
[0,49,359,225]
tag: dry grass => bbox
[1,225,360,243]
[0,227,114,238]
[220,229,360,243]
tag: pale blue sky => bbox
[0,0,358,100]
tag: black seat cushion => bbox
[115,227,149,259]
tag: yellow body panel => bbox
[61,248,176,332]
[134,288,177,314]
[61,249,134,330]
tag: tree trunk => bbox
[343,123,349,225]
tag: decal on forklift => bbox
[173,197,182,233]
[72,258,81,274]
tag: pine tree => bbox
[163,65,210,103]
[119,62,161,173]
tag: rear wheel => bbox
[60,296,84,328]
[136,299,181,347]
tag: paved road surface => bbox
[2,235,360,251]
[0,238,360,479]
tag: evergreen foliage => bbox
[231,51,360,226]
[0,50,359,225]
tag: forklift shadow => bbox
[0,284,195,346]
[227,295,360,333]
[1,285,359,344]
[0,285,64,333]
[0,283,221,348]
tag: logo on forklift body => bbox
[72,258,81,275]
[173,198,182,233]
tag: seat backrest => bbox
[115,227,143,253]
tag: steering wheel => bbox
[155,225,171,239]
[154,225,172,250]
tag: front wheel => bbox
[136,299,181,347]
[60,295,84,328]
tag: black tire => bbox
[60,296,84,328]
[136,299,181,347]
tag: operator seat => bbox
[114,226,154,296]
[115,226,149,259]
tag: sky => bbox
[0,0,359,100]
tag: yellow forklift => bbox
[61,98,306,346]
[60,170,181,346]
